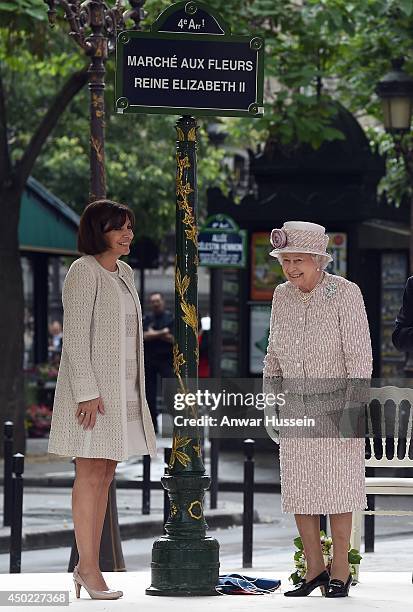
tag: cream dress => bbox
[48,256,156,461]
[104,267,149,457]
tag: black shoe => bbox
[284,570,330,597]
[325,574,352,598]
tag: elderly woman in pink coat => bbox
[263,221,372,598]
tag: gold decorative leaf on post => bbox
[176,152,197,248]
[169,435,192,468]
[173,343,186,376]
[176,126,185,141]
[172,343,188,395]
[175,268,191,300]
[176,152,191,174]
[182,210,195,225]
[90,94,104,118]
[90,136,104,163]
[176,126,197,142]
[175,265,198,345]
[187,127,197,141]
[177,183,193,205]
[180,301,198,335]
[181,275,190,296]
[185,225,198,247]
[91,93,100,108]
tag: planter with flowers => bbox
[25,403,53,438]
[289,531,362,586]
[24,363,58,438]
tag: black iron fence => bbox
[3,422,25,573]
[2,420,383,573]
[2,421,271,572]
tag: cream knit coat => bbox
[48,255,157,462]
[263,272,372,514]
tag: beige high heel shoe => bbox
[73,566,123,600]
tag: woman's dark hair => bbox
[77,199,135,254]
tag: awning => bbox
[19,177,80,256]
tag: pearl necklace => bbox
[297,272,325,303]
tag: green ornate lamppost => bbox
[145,115,220,595]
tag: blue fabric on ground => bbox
[217,573,281,594]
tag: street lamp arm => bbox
[44,0,128,54]
[62,0,85,49]
[123,0,147,30]
[44,1,86,50]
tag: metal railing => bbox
[2,421,267,571]
[3,422,25,573]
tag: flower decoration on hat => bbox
[270,228,287,249]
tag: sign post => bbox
[199,214,247,268]
[115,0,264,596]
[198,214,246,512]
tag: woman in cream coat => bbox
[48,199,157,599]
[263,221,372,598]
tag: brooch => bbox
[324,282,337,298]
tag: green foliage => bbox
[289,570,302,585]
[3,0,413,231]
[348,548,362,564]
[289,530,362,584]
[367,128,411,207]
[0,0,47,26]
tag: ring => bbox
[79,412,85,416]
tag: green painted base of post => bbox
[145,537,219,596]
[146,474,220,596]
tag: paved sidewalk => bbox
[1,437,413,558]
[0,571,411,611]
[0,438,265,552]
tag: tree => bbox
[0,2,89,448]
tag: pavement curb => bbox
[0,508,261,554]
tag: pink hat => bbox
[269,221,332,264]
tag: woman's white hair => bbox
[277,253,330,270]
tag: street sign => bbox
[198,214,247,268]
[115,1,264,117]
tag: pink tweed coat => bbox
[263,271,372,514]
